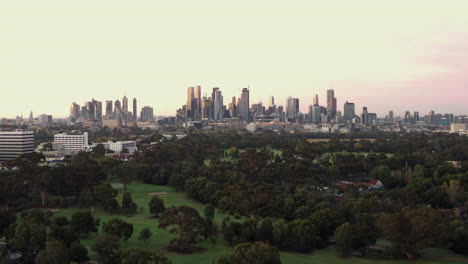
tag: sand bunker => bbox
[148,192,168,196]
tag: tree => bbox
[31,165,53,206]
[102,218,134,241]
[0,208,16,238]
[256,218,274,243]
[119,248,171,264]
[69,242,89,264]
[158,206,205,251]
[70,211,99,237]
[334,223,353,257]
[93,144,107,157]
[48,225,79,247]
[35,240,69,264]
[204,204,215,220]
[92,234,120,264]
[149,195,165,217]
[441,180,464,203]
[122,192,138,214]
[10,221,47,252]
[214,242,281,264]
[114,162,135,191]
[377,206,451,259]
[93,183,118,206]
[138,227,153,242]
[52,216,69,227]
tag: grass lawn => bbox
[50,181,468,264]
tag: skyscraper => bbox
[194,85,201,120]
[211,87,219,120]
[311,105,321,124]
[201,97,213,120]
[268,96,275,107]
[388,111,394,124]
[239,88,250,123]
[286,97,298,122]
[114,100,122,121]
[105,100,113,119]
[186,86,195,121]
[214,90,224,121]
[361,107,369,125]
[313,94,319,106]
[69,102,81,119]
[327,89,337,119]
[122,96,128,114]
[140,106,154,122]
[343,101,355,122]
[230,96,237,117]
[133,98,137,121]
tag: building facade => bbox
[0,130,35,163]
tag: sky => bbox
[1,0,468,118]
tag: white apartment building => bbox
[108,141,136,154]
[54,132,89,151]
[0,130,35,163]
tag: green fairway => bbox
[50,181,468,264]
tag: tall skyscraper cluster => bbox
[183,86,251,123]
[69,95,141,125]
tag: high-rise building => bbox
[361,107,369,125]
[186,87,195,121]
[286,97,298,121]
[114,100,122,121]
[414,111,420,122]
[230,96,237,117]
[70,102,81,119]
[239,88,250,123]
[133,98,137,121]
[310,105,321,124]
[313,94,319,106]
[105,101,113,119]
[214,90,224,121]
[388,111,394,123]
[140,106,154,122]
[0,130,35,163]
[38,114,52,124]
[327,89,337,119]
[267,96,275,107]
[194,85,201,120]
[343,101,355,122]
[122,96,128,114]
[201,97,213,120]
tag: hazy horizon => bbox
[1,0,468,118]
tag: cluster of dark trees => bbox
[1,130,468,262]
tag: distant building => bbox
[239,88,250,123]
[343,101,355,122]
[0,130,34,163]
[327,89,337,119]
[108,141,137,154]
[214,90,224,121]
[54,132,89,151]
[140,106,154,122]
[133,98,138,121]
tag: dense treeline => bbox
[1,130,468,263]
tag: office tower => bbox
[140,106,154,122]
[405,111,411,122]
[38,114,52,124]
[54,132,89,151]
[95,100,102,121]
[230,96,237,117]
[428,110,436,125]
[29,111,33,122]
[194,85,201,120]
[70,102,81,119]
[122,96,128,114]
[186,86,195,121]
[105,100,113,119]
[361,107,369,125]
[286,97,296,121]
[327,89,337,119]
[85,101,95,120]
[294,98,300,114]
[276,106,284,117]
[388,111,394,123]
[81,106,88,120]
[343,101,355,122]
[214,90,224,121]
[310,105,321,124]
[239,88,250,123]
[202,97,213,120]
[268,96,275,107]
[114,100,122,121]
[414,111,420,122]
[133,98,137,121]
[0,130,34,163]
[313,94,319,106]
[445,113,454,124]
[211,88,219,120]
[336,111,342,123]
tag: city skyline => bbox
[1,1,468,117]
